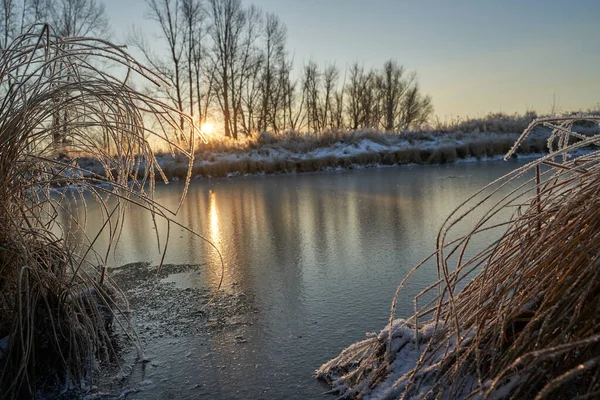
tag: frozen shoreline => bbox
[68,131,555,186]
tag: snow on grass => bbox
[66,130,556,183]
[316,319,454,400]
[316,318,524,400]
[201,131,542,166]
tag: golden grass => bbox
[317,116,600,399]
[154,135,549,181]
[0,25,206,398]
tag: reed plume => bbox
[0,24,200,398]
[317,116,600,399]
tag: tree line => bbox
[0,0,108,44]
[0,0,434,141]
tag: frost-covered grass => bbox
[182,131,539,178]
[0,26,198,398]
[433,109,600,134]
[316,116,600,399]
[70,130,554,182]
[61,112,600,182]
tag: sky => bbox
[104,0,600,119]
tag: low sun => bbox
[200,122,214,135]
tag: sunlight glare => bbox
[209,191,220,243]
[201,121,214,136]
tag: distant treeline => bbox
[0,0,434,141]
[136,0,434,139]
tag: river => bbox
[59,159,533,399]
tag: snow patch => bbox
[318,318,520,399]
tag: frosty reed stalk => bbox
[317,116,600,399]
[0,24,202,398]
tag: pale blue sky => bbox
[104,0,599,119]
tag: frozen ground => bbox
[316,319,519,400]
[70,131,553,184]
[49,263,256,399]
[170,132,531,177]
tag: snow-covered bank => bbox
[316,318,522,400]
[166,131,551,179]
[75,131,553,183]
[316,319,465,400]
[315,319,444,400]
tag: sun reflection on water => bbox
[209,190,220,244]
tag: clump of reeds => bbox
[317,115,600,399]
[0,25,198,398]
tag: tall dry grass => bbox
[0,25,202,398]
[317,116,600,399]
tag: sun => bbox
[201,121,214,135]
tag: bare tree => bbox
[267,55,291,133]
[207,0,244,139]
[345,63,358,130]
[345,63,365,130]
[359,70,377,128]
[24,0,50,26]
[401,84,433,129]
[1,0,107,49]
[135,0,215,143]
[258,12,286,132]
[181,0,213,130]
[0,0,51,48]
[301,60,321,132]
[44,0,110,145]
[320,63,338,130]
[239,49,263,134]
[0,0,16,48]
[231,4,261,137]
[278,57,301,131]
[377,60,408,131]
[181,0,200,124]
[331,88,344,130]
[140,0,186,134]
[344,60,432,131]
[50,0,108,37]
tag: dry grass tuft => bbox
[0,25,202,398]
[317,116,600,399]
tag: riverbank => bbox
[48,262,257,399]
[176,132,545,179]
[70,130,555,184]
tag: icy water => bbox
[61,159,533,399]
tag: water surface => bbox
[62,160,532,399]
